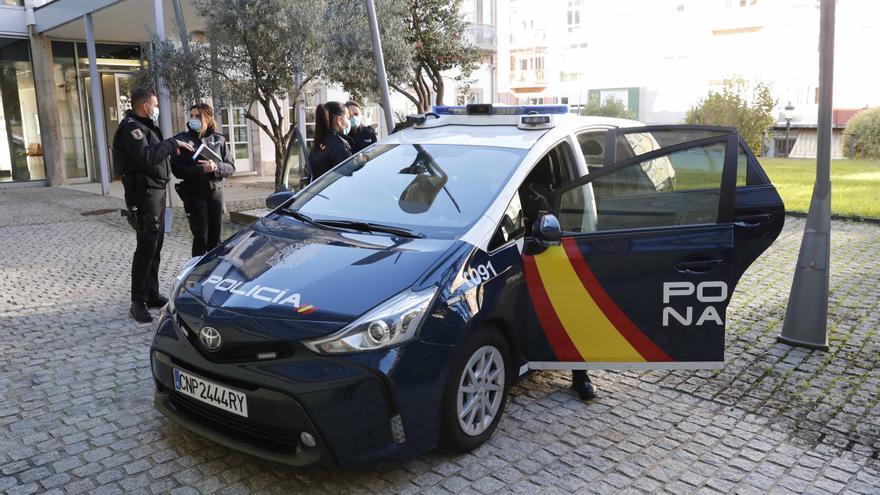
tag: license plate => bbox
[173,368,248,417]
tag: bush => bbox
[579,97,636,120]
[844,107,880,159]
[685,78,776,155]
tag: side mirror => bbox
[266,190,295,210]
[533,214,562,246]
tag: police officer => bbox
[113,88,193,323]
[343,101,377,153]
[308,101,352,180]
[171,103,235,257]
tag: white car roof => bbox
[382,114,644,150]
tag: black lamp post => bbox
[784,101,795,157]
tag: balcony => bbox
[465,23,497,52]
[509,70,547,91]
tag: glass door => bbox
[221,106,253,173]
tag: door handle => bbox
[734,213,773,228]
[675,259,724,274]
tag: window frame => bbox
[554,129,739,232]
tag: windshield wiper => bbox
[277,208,319,227]
[313,220,424,239]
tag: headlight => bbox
[304,286,438,354]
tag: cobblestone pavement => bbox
[1,187,878,495]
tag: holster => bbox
[121,173,150,232]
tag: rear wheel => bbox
[440,328,510,453]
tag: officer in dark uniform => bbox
[113,88,193,323]
[343,101,378,153]
[171,103,236,257]
[308,101,352,180]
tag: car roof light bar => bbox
[431,104,569,116]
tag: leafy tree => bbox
[843,107,880,159]
[147,0,326,190]
[579,97,636,120]
[321,0,412,104]
[386,0,482,113]
[685,78,776,155]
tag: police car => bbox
[150,104,784,467]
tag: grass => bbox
[758,158,880,220]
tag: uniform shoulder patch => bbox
[130,128,144,140]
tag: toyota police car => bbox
[151,104,784,467]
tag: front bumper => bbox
[150,311,452,467]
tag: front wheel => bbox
[440,328,510,453]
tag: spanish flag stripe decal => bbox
[533,246,645,362]
[562,238,673,362]
[523,254,582,361]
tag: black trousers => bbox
[181,182,224,257]
[131,187,166,303]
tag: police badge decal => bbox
[130,128,144,140]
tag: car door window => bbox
[489,192,525,251]
[559,141,726,232]
[519,141,578,234]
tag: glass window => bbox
[290,144,527,239]
[489,193,525,251]
[0,38,43,182]
[52,42,88,180]
[559,142,725,232]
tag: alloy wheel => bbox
[456,345,505,437]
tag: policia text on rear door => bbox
[522,127,740,370]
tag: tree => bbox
[386,0,482,113]
[685,78,776,154]
[579,97,636,120]
[843,107,880,159]
[321,0,412,105]
[147,0,326,190]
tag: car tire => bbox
[439,327,510,453]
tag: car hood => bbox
[179,214,455,335]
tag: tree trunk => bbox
[273,139,286,192]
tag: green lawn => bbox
[758,158,880,220]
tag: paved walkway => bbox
[0,187,877,495]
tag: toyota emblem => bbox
[199,326,222,352]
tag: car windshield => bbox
[287,144,527,238]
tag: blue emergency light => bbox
[431,104,569,116]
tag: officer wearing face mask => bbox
[171,103,236,257]
[113,88,194,323]
[308,101,352,180]
[343,101,377,153]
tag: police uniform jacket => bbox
[345,124,377,153]
[170,129,236,187]
[112,110,176,190]
[309,130,352,179]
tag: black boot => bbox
[571,370,597,401]
[146,294,169,308]
[130,302,154,323]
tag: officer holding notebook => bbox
[171,103,236,257]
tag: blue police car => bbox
[151,104,784,467]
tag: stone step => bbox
[230,208,269,225]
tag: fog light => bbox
[300,432,316,448]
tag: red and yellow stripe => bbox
[524,238,672,363]
[296,305,317,315]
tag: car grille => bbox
[168,391,301,450]
[177,316,296,364]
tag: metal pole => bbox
[84,14,110,196]
[785,120,791,157]
[779,0,835,351]
[849,134,855,159]
[761,130,766,157]
[365,0,395,136]
[153,0,177,208]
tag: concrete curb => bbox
[785,210,880,225]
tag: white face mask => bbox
[188,119,202,132]
[149,105,160,123]
[341,116,351,135]
[349,115,361,129]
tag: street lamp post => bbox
[784,101,795,157]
